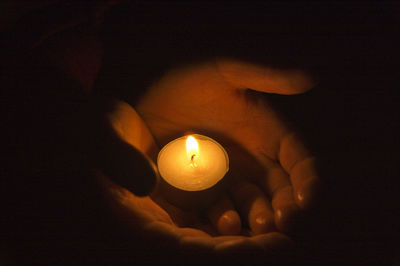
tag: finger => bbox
[290,156,321,209]
[207,195,242,235]
[179,227,212,238]
[95,171,173,225]
[104,99,159,161]
[144,221,182,245]
[91,99,158,196]
[179,236,216,253]
[230,181,275,235]
[214,237,263,255]
[151,193,199,227]
[279,133,321,209]
[144,224,210,253]
[178,228,215,253]
[214,236,270,265]
[251,232,294,258]
[258,158,301,232]
[145,223,216,263]
[271,185,301,232]
[216,57,315,95]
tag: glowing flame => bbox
[186,136,199,166]
[186,135,199,159]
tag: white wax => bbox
[157,134,229,191]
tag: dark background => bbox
[1,1,399,264]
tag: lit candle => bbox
[157,134,229,192]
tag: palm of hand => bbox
[99,58,319,253]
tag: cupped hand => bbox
[97,58,320,254]
[96,99,292,256]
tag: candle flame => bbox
[186,135,199,155]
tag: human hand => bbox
[136,58,320,232]
[96,58,320,255]
[96,99,293,257]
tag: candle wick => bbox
[191,154,196,161]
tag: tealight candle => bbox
[157,134,229,192]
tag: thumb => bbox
[216,57,316,95]
[89,98,159,196]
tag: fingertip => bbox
[230,181,276,235]
[275,204,302,232]
[215,57,316,95]
[251,211,276,235]
[296,177,322,210]
[283,69,316,95]
[207,195,241,236]
[286,156,321,209]
[217,210,242,235]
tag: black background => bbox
[1,1,399,264]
